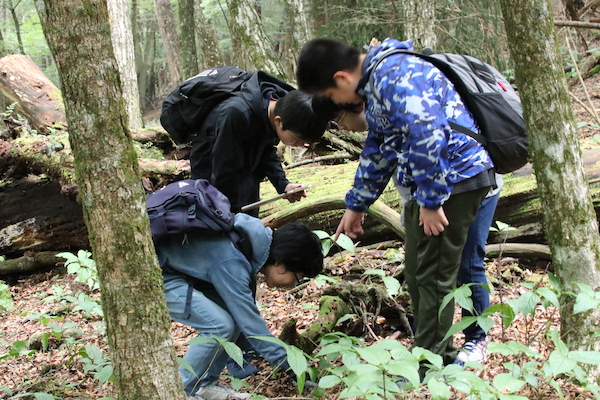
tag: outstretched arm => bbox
[335,209,365,240]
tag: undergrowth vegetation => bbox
[1,234,600,399]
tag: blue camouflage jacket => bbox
[347,38,494,210]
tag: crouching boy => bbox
[156,213,323,400]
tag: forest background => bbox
[0,0,516,115]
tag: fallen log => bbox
[486,243,552,261]
[261,195,405,240]
[279,295,351,354]
[0,179,88,258]
[0,54,66,133]
[0,251,63,275]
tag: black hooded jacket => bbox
[190,72,295,213]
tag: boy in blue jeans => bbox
[157,215,323,399]
[455,182,501,365]
[297,37,495,368]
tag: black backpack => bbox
[160,66,254,144]
[373,50,528,174]
[146,179,252,259]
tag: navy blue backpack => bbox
[146,179,252,259]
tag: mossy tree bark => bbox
[195,0,224,70]
[281,0,311,77]
[107,0,144,130]
[226,0,286,80]
[153,0,183,87]
[501,0,600,380]
[36,1,185,399]
[402,0,436,51]
[178,0,199,78]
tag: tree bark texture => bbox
[402,0,436,51]
[178,0,199,78]
[500,0,600,379]
[195,1,224,69]
[35,1,185,399]
[107,0,144,130]
[281,0,311,77]
[154,0,183,87]
[226,0,286,79]
[7,0,25,55]
[0,54,66,133]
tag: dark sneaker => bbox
[226,358,259,379]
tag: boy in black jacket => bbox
[190,72,328,216]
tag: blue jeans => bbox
[457,192,500,339]
[164,277,241,396]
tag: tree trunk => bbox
[178,0,199,78]
[107,0,144,130]
[501,0,600,380]
[154,0,183,87]
[195,1,224,69]
[0,54,66,133]
[281,0,311,77]
[225,0,286,79]
[35,1,185,399]
[402,0,436,51]
[7,0,24,54]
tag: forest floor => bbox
[0,250,597,399]
[2,76,600,400]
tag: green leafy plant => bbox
[363,269,401,297]
[57,250,100,291]
[0,280,16,312]
[313,230,355,256]
[1,102,19,119]
[76,345,114,386]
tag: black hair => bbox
[296,38,361,93]
[311,95,341,121]
[267,222,323,278]
[274,90,328,143]
[312,96,365,121]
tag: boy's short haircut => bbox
[268,222,323,278]
[296,38,360,93]
[274,90,328,143]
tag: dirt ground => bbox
[0,247,597,399]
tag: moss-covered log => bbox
[0,251,63,275]
[279,295,351,353]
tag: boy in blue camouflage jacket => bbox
[297,37,496,368]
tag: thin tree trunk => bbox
[402,0,436,51]
[225,0,286,79]
[138,19,158,109]
[107,0,144,129]
[7,0,24,54]
[195,0,224,69]
[154,0,183,87]
[35,0,186,398]
[500,0,600,380]
[178,0,199,78]
[282,0,311,78]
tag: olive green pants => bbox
[403,187,489,365]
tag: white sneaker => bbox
[188,396,205,400]
[456,336,490,364]
[194,383,251,400]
